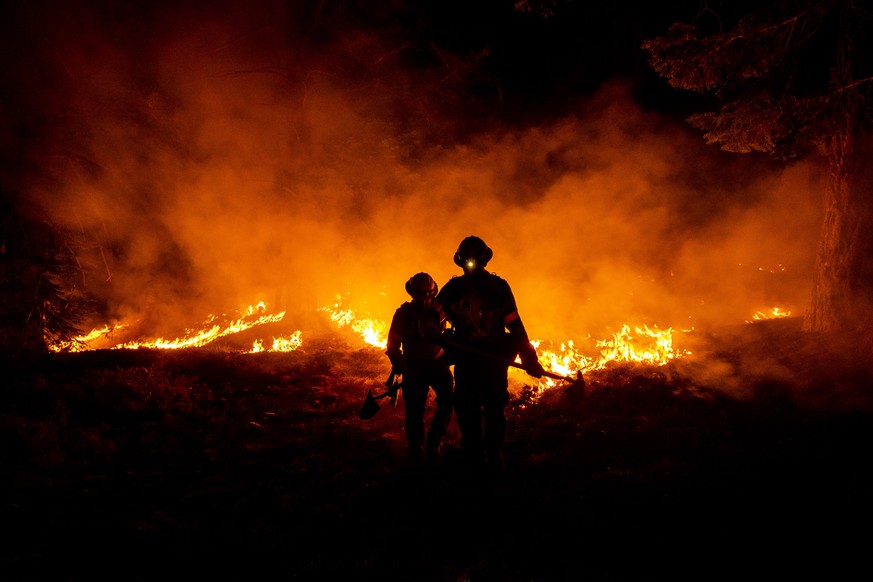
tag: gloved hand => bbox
[524,359,546,378]
[388,354,406,375]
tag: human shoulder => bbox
[393,301,414,317]
[487,271,509,285]
[436,275,463,296]
[484,271,513,292]
[441,274,465,286]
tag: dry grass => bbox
[1,320,872,580]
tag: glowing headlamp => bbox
[465,258,477,271]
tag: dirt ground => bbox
[2,318,872,580]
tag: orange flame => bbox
[49,323,128,353]
[51,302,300,353]
[52,292,692,401]
[318,294,388,349]
[516,324,688,396]
[593,324,681,368]
[317,292,689,399]
[748,307,791,322]
[251,331,303,353]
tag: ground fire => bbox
[48,291,795,398]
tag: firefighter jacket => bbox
[385,299,448,370]
[435,270,538,366]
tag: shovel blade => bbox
[359,389,381,420]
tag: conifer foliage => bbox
[0,189,92,353]
[643,0,873,334]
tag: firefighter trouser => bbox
[452,357,510,457]
[402,359,454,453]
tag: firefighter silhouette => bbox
[436,236,545,471]
[385,272,454,462]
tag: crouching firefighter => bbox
[386,272,454,463]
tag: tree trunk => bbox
[804,127,860,332]
[804,129,873,338]
[803,5,872,335]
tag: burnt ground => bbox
[1,318,872,581]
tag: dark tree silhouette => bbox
[642,0,873,335]
[0,189,92,353]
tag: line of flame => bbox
[748,307,792,322]
[316,299,690,398]
[51,303,296,353]
[53,295,791,405]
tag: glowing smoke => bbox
[0,1,820,344]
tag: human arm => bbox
[385,307,406,374]
[505,313,546,378]
[501,279,546,378]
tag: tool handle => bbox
[441,336,573,382]
[541,369,572,381]
[507,360,571,382]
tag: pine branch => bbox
[641,3,831,94]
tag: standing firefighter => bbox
[386,272,454,463]
[436,235,545,471]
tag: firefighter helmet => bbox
[453,235,493,270]
[405,272,438,299]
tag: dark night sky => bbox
[0,1,819,353]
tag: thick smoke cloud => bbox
[1,1,820,345]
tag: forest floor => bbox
[2,317,872,581]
